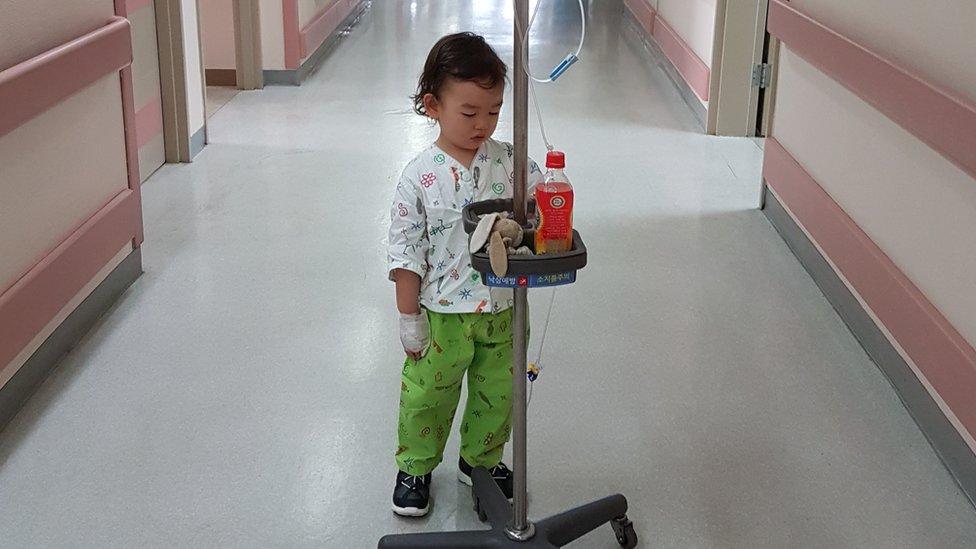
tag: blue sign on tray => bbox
[484,271,577,288]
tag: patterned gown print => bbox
[388,138,543,314]
[389,139,542,474]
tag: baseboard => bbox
[623,7,707,129]
[264,1,367,87]
[205,68,237,87]
[0,248,142,432]
[763,186,976,508]
[262,69,300,86]
[189,125,205,159]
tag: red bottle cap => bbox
[546,150,565,169]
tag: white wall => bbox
[770,0,976,347]
[656,0,718,67]
[786,0,976,104]
[260,0,286,70]
[0,0,112,69]
[199,0,237,70]
[774,50,976,347]
[0,75,128,292]
[0,0,132,378]
[0,0,127,292]
[181,0,206,135]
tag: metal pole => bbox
[512,0,529,226]
[506,0,534,541]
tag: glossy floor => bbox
[206,86,239,120]
[1,1,974,547]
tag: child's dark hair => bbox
[412,32,507,117]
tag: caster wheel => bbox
[472,493,488,522]
[611,516,637,548]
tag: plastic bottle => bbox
[535,150,574,254]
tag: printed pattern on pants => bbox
[396,309,514,475]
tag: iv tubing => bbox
[512,0,586,150]
[518,0,586,84]
[527,287,557,407]
[530,83,553,151]
[513,1,583,402]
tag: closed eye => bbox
[462,113,476,117]
[489,112,499,116]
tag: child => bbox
[387,32,542,517]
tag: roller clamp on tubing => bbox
[549,53,579,81]
[462,199,587,288]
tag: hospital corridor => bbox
[1,1,975,547]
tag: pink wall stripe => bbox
[624,0,655,37]
[135,95,164,150]
[651,15,710,102]
[0,18,132,138]
[301,1,342,59]
[124,0,154,14]
[283,0,302,70]
[764,138,976,448]
[768,0,976,182]
[1,7,143,378]
[0,190,142,370]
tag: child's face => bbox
[424,78,504,153]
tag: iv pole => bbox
[510,0,532,538]
[378,2,636,546]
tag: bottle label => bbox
[536,183,574,253]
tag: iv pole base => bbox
[377,467,637,548]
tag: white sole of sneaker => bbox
[457,470,513,502]
[392,504,430,517]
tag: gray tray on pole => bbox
[462,199,587,288]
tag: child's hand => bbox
[399,312,430,360]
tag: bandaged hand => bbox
[400,312,430,359]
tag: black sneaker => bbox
[392,471,431,517]
[457,457,514,500]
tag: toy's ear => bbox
[489,231,509,277]
[470,213,500,253]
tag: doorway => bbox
[200,0,263,119]
[708,0,777,137]
[153,0,262,162]
[200,0,239,119]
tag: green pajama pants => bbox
[396,309,514,476]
